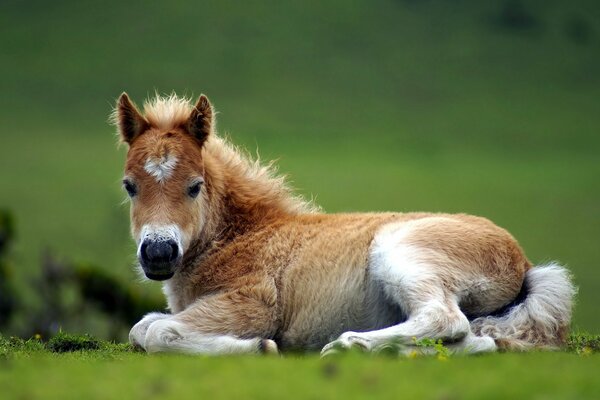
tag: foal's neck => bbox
[188,137,312,258]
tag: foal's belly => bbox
[276,272,401,351]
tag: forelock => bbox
[143,94,193,130]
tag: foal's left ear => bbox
[115,93,149,145]
[186,95,213,146]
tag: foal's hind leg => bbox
[321,243,496,356]
[321,298,479,355]
[444,332,497,354]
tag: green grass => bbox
[3,353,600,399]
[1,333,600,399]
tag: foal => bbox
[114,93,575,355]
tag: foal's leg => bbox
[321,298,481,355]
[138,287,279,355]
[321,244,497,356]
[129,312,170,349]
[144,318,278,355]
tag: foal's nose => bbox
[140,240,179,264]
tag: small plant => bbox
[47,332,101,353]
[412,337,450,360]
[371,337,451,359]
[0,335,46,358]
[567,332,600,355]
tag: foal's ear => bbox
[115,93,149,145]
[186,95,213,146]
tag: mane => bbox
[204,135,319,215]
[141,93,319,215]
[143,93,194,130]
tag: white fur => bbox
[138,224,183,249]
[144,318,263,355]
[129,312,170,348]
[162,279,180,312]
[369,222,447,313]
[144,154,178,183]
[470,263,576,349]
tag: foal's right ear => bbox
[115,93,149,145]
[185,95,213,146]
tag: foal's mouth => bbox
[144,270,175,281]
[139,257,181,281]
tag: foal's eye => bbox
[123,179,137,197]
[187,180,203,198]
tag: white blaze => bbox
[144,154,178,183]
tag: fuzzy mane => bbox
[203,135,319,215]
[128,94,318,215]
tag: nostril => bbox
[140,242,150,261]
[168,241,178,261]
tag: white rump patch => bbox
[144,154,178,182]
[368,221,451,313]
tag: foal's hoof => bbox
[128,327,147,351]
[320,342,346,358]
[320,332,370,358]
[259,339,279,355]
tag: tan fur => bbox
[115,93,575,355]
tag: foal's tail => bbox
[470,263,576,351]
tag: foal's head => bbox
[114,93,213,280]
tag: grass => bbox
[3,353,600,399]
[46,332,103,353]
[1,333,600,399]
[566,331,600,355]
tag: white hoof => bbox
[260,339,280,355]
[320,331,372,357]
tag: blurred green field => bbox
[0,332,595,399]
[0,0,599,339]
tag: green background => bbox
[1,0,599,335]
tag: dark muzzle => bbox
[140,240,179,280]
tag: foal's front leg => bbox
[129,312,170,349]
[143,319,278,355]
[134,287,279,355]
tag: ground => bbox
[1,333,599,399]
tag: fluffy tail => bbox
[470,263,577,351]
